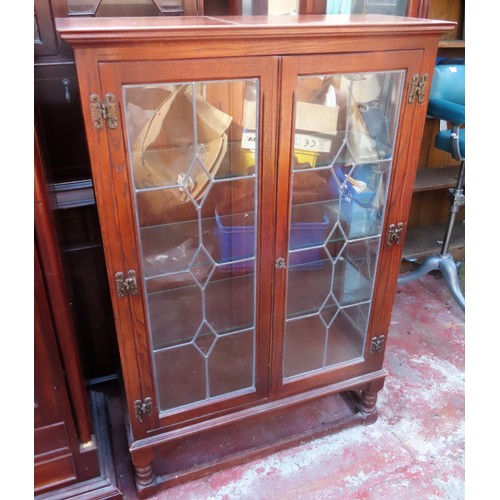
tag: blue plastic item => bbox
[330,165,380,239]
[428,64,465,125]
[215,208,330,270]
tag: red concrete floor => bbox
[106,273,465,500]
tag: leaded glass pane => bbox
[123,79,259,412]
[283,70,404,380]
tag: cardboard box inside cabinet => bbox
[294,77,340,166]
[242,77,340,137]
[293,101,339,168]
[242,78,339,168]
[295,101,339,136]
[242,97,257,131]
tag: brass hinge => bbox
[115,270,139,298]
[408,73,429,104]
[370,335,385,354]
[134,397,153,423]
[90,93,118,130]
[386,222,405,247]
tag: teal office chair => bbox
[398,60,465,311]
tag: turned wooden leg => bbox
[358,377,385,424]
[131,448,156,497]
[359,390,378,415]
[134,461,155,488]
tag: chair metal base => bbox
[398,253,465,311]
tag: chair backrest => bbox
[429,63,465,107]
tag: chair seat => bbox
[435,129,465,158]
[428,98,465,125]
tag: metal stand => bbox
[398,160,465,311]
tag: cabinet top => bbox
[56,14,454,45]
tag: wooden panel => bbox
[95,0,161,16]
[408,0,430,17]
[34,423,70,457]
[34,455,77,493]
[34,64,92,184]
[34,0,60,57]
[205,0,231,14]
[34,247,64,426]
[34,248,79,494]
[428,0,464,40]
[299,0,326,14]
[410,189,460,228]
[153,390,368,484]
[35,130,93,443]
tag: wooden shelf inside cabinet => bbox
[402,222,465,261]
[413,165,462,192]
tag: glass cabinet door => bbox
[118,73,268,417]
[281,66,406,381]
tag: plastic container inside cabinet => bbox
[215,204,330,271]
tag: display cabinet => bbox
[57,14,452,497]
[33,0,436,386]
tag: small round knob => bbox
[275,257,286,269]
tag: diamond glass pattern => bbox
[124,79,259,412]
[194,321,218,357]
[283,70,404,379]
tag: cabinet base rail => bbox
[129,370,386,498]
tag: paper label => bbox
[241,131,257,150]
[242,131,332,153]
[294,133,332,153]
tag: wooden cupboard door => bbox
[34,245,79,493]
[273,50,424,395]
[95,57,279,434]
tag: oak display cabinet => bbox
[57,15,452,497]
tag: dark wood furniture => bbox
[57,15,452,497]
[33,0,443,386]
[35,130,122,498]
[35,0,121,383]
[34,247,97,495]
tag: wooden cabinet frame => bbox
[98,56,279,433]
[57,15,452,497]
